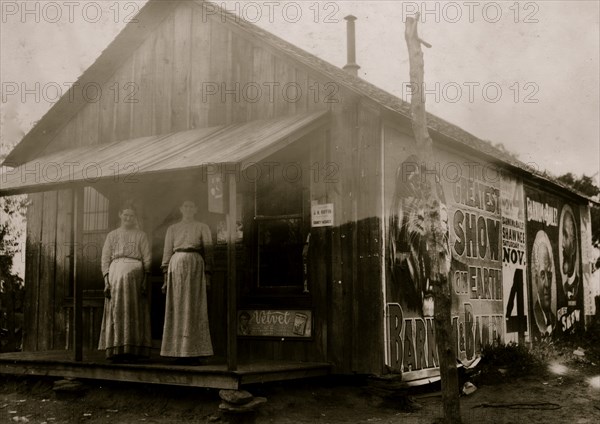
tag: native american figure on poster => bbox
[387,154,450,318]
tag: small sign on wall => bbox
[237,309,313,338]
[311,203,334,227]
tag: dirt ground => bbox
[1,355,599,424]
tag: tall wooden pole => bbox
[226,173,238,371]
[404,14,461,423]
[72,186,84,362]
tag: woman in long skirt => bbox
[161,200,214,363]
[98,205,152,361]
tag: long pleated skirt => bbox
[161,252,213,357]
[98,258,152,358]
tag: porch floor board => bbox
[0,350,331,390]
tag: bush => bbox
[0,275,24,352]
[481,342,542,371]
[472,342,543,385]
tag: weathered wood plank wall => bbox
[23,192,43,351]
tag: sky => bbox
[1,0,599,182]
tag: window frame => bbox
[249,157,310,297]
[76,186,114,297]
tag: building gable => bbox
[7,0,346,166]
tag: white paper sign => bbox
[311,203,334,227]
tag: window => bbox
[83,186,109,232]
[257,217,304,288]
[254,160,307,291]
[81,187,111,293]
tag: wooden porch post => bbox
[226,173,238,371]
[72,187,84,361]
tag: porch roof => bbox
[0,110,329,196]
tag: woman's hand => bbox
[161,271,168,294]
[103,274,111,299]
[206,273,212,291]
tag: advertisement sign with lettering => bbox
[383,125,503,379]
[524,186,583,340]
[311,203,334,227]
[500,174,528,343]
[237,309,312,338]
[445,155,503,365]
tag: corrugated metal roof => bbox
[0,110,329,195]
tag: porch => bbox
[0,350,331,390]
[0,111,333,389]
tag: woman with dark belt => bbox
[160,200,214,363]
[98,204,152,361]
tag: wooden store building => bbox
[0,0,595,388]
